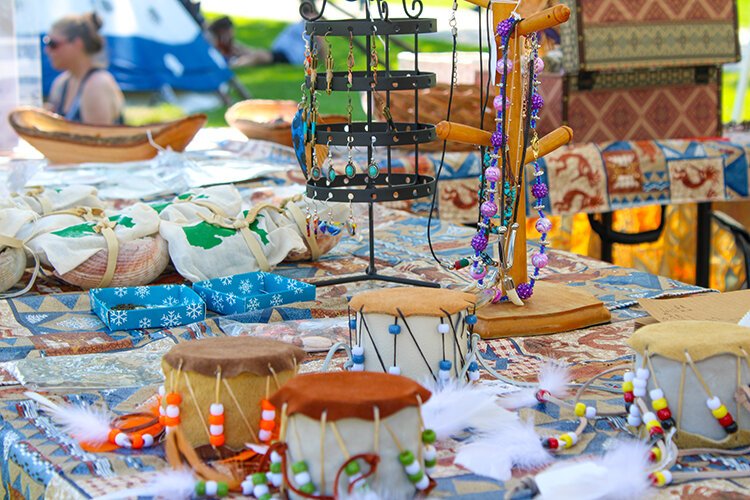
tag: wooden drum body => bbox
[161,337,305,451]
[629,321,750,449]
[349,287,477,382]
[270,372,433,499]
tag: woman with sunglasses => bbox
[44,12,125,125]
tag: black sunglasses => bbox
[43,35,68,50]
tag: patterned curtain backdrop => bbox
[528,205,747,292]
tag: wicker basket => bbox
[374,84,496,152]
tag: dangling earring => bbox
[346,196,357,237]
[367,136,379,179]
[345,136,356,179]
[325,31,334,95]
[325,142,336,184]
[344,30,356,180]
[305,199,312,237]
[313,199,320,236]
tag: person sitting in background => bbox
[44,12,125,125]
[206,16,323,69]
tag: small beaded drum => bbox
[628,320,750,449]
[161,337,306,452]
[348,287,478,382]
[269,372,434,499]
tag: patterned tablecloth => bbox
[4,192,744,499]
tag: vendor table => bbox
[0,134,745,499]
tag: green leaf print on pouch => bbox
[183,222,237,250]
[51,215,135,238]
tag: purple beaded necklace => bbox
[456,14,552,305]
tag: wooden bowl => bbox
[8,107,206,164]
[225,99,299,147]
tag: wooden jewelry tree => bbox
[437,0,610,337]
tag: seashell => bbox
[56,235,170,289]
[0,247,26,293]
[284,233,343,262]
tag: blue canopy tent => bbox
[16,0,232,95]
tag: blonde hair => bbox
[52,12,104,54]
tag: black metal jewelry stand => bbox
[301,0,440,288]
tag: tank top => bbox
[55,68,124,124]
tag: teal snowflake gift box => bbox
[90,285,206,331]
[193,272,316,314]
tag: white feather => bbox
[420,379,517,440]
[498,360,571,410]
[534,439,652,500]
[95,468,196,500]
[25,391,111,444]
[454,420,551,481]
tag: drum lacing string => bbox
[737,355,743,431]
[684,351,715,398]
[221,378,259,444]
[265,374,271,400]
[678,358,687,432]
[182,371,215,453]
[382,421,404,453]
[440,308,466,377]
[397,308,436,381]
[320,410,327,494]
[214,367,222,405]
[267,364,282,390]
[347,306,354,349]
[329,420,351,461]
[373,406,381,455]
[439,317,446,362]
[393,317,399,368]
[360,308,386,372]
[416,395,425,466]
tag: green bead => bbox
[300,482,316,494]
[408,468,424,483]
[259,494,272,500]
[292,461,309,474]
[195,481,206,496]
[345,460,361,476]
[252,473,267,485]
[216,482,229,497]
[399,450,415,465]
[422,429,436,444]
[270,462,282,473]
[425,457,437,467]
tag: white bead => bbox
[166,405,180,418]
[142,434,154,447]
[643,412,657,423]
[253,484,270,497]
[352,345,364,356]
[438,324,450,334]
[405,461,421,475]
[158,385,166,397]
[426,466,436,475]
[259,429,272,442]
[388,366,401,375]
[439,370,451,380]
[424,445,437,460]
[205,481,218,496]
[351,364,365,372]
[210,424,224,436]
[271,451,282,463]
[649,388,664,400]
[585,407,597,419]
[262,410,275,420]
[210,403,224,415]
[629,404,641,416]
[469,371,480,381]
[241,480,253,495]
[348,472,363,483]
[295,471,311,486]
[566,432,578,445]
[623,372,634,382]
[627,415,642,427]
[159,406,165,416]
[114,432,130,447]
[706,396,721,410]
[268,472,282,488]
[632,378,647,389]
[636,368,650,380]
[661,470,673,484]
[415,474,430,490]
[633,387,646,398]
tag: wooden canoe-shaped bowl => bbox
[8,106,206,164]
[226,99,347,148]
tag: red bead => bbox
[649,450,658,462]
[547,437,558,449]
[719,413,735,427]
[648,473,659,486]
[623,392,635,403]
[657,408,672,421]
[649,426,664,437]
[536,390,549,402]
